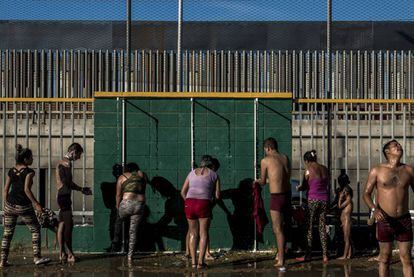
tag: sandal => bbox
[35,257,51,266]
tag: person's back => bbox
[307,163,329,202]
[7,167,34,206]
[186,168,217,200]
[264,152,290,194]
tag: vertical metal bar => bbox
[37,102,40,199]
[82,102,87,224]
[48,103,52,209]
[391,103,395,139]
[368,104,372,171]
[299,103,303,205]
[60,102,64,162]
[310,104,314,149]
[190,99,194,169]
[71,103,75,207]
[14,102,18,150]
[380,105,383,163]
[333,104,338,192]
[326,0,333,201]
[177,0,183,92]
[345,104,348,172]
[2,102,6,213]
[26,102,30,147]
[322,103,326,165]
[356,104,360,225]
[253,97,259,252]
[403,104,407,164]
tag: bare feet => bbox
[59,253,67,263]
[274,261,284,267]
[205,254,215,261]
[323,256,329,263]
[0,261,11,268]
[368,256,379,262]
[337,256,348,260]
[67,255,77,263]
[197,263,207,269]
[127,255,133,262]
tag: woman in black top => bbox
[0,145,50,267]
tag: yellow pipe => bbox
[94,91,293,99]
[0,98,94,103]
[296,98,414,104]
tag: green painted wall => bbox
[94,98,292,251]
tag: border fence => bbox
[2,50,414,99]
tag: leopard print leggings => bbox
[306,199,328,257]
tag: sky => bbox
[1,0,414,21]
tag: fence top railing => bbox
[296,99,414,104]
[94,92,293,99]
[3,96,414,104]
[0,98,94,103]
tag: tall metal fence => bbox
[2,50,414,99]
[292,100,414,222]
[0,99,94,224]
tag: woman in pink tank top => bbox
[181,155,221,269]
[296,150,330,263]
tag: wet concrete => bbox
[0,251,406,276]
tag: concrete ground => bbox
[0,251,406,277]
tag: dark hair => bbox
[68,143,83,154]
[125,162,140,173]
[304,150,317,162]
[112,163,123,179]
[200,155,213,168]
[382,139,399,160]
[263,137,278,150]
[15,144,33,164]
[211,158,220,171]
[337,172,350,187]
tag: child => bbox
[338,178,353,260]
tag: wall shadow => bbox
[216,178,256,250]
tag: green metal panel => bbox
[93,97,291,251]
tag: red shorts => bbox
[377,213,413,242]
[185,198,212,219]
[270,192,292,214]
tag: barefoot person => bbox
[338,176,353,260]
[181,155,220,269]
[0,145,51,267]
[116,162,147,261]
[363,139,414,277]
[256,137,291,269]
[56,143,92,263]
[296,150,329,263]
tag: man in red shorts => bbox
[363,139,414,277]
[256,137,291,269]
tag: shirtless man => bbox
[256,137,291,268]
[56,143,92,263]
[363,139,414,277]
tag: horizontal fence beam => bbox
[0,98,94,103]
[95,92,293,99]
[297,99,414,104]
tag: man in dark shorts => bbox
[363,139,414,277]
[256,137,291,269]
[56,143,92,263]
